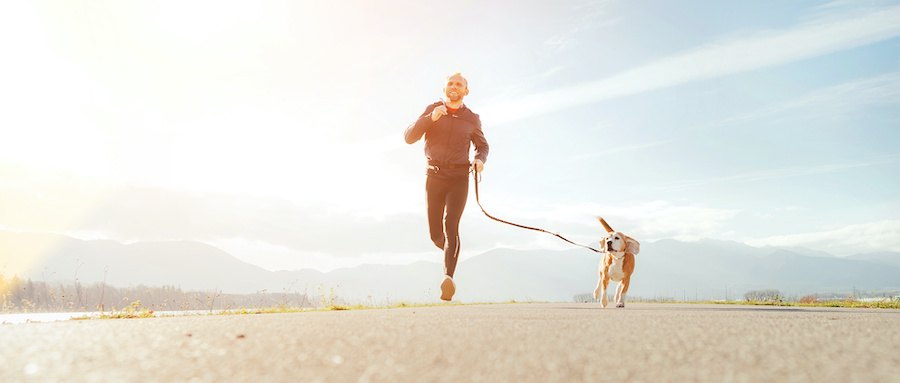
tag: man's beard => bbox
[446,90,461,102]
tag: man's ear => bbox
[625,236,640,255]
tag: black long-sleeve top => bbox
[404,101,489,166]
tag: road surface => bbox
[2,303,898,382]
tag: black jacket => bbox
[404,101,490,167]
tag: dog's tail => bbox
[597,217,615,233]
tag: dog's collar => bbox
[607,250,626,260]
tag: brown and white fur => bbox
[593,217,640,308]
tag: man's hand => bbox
[473,159,484,174]
[431,105,448,122]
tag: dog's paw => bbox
[615,303,625,308]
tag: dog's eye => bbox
[614,237,619,240]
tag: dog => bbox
[593,217,640,308]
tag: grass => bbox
[636,299,900,309]
[66,299,526,321]
[71,300,155,320]
[64,297,898,321]
[715,299,900,309]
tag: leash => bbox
[470,166,602,253]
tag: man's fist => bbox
[473,159,484,174]
[431,105,448,122]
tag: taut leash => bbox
[470,166,601,253]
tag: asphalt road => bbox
[2,303,898,382]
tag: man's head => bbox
[443,72,469,103]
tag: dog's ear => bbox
[597,217,615,234]
[625,236,640,255]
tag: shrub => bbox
[744,289,783,302]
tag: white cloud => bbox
[466,200,740,248]
[1,162,746,269]
[564,141,667,162]
[568,200,741,241]
[0,163,426,257]
[483,4,900,126]
[711,71,900,128]
[658,154,900,191]
[207,237,437,272]
[543,0,616,52]
[746,219,900,256]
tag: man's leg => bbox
[442,175,469,278]
[426,175,449,250]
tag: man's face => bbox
[444,75,469,102]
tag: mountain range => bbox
[1,231,898,303]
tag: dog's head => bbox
[597,217,640,254]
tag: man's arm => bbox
[471,114,489,169]
[404,104,438,144]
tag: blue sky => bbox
[0,0,898,272]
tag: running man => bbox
[404,72,489,301]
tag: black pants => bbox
[426,171,469,278]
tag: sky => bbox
[1,0,899,273]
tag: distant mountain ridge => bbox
[1,231,898,302]
[845,252,900,268]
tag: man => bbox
[404,72,489,301]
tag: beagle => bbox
[593,217,640,308]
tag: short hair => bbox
[446,72,468,87]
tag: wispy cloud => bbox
[565,141,667,162]
[658,154,900,191]
[483,4,900,126]
[465,199,740,249]
[710,71,900,128]
[812,0,899,12]
[746,219,900,256]
[544,0,617,52]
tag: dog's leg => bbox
[615,282,624,307]
[600,276,609,308]
[593,277,602,301]
[616,276,631,308]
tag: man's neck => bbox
[444,99,464,109]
